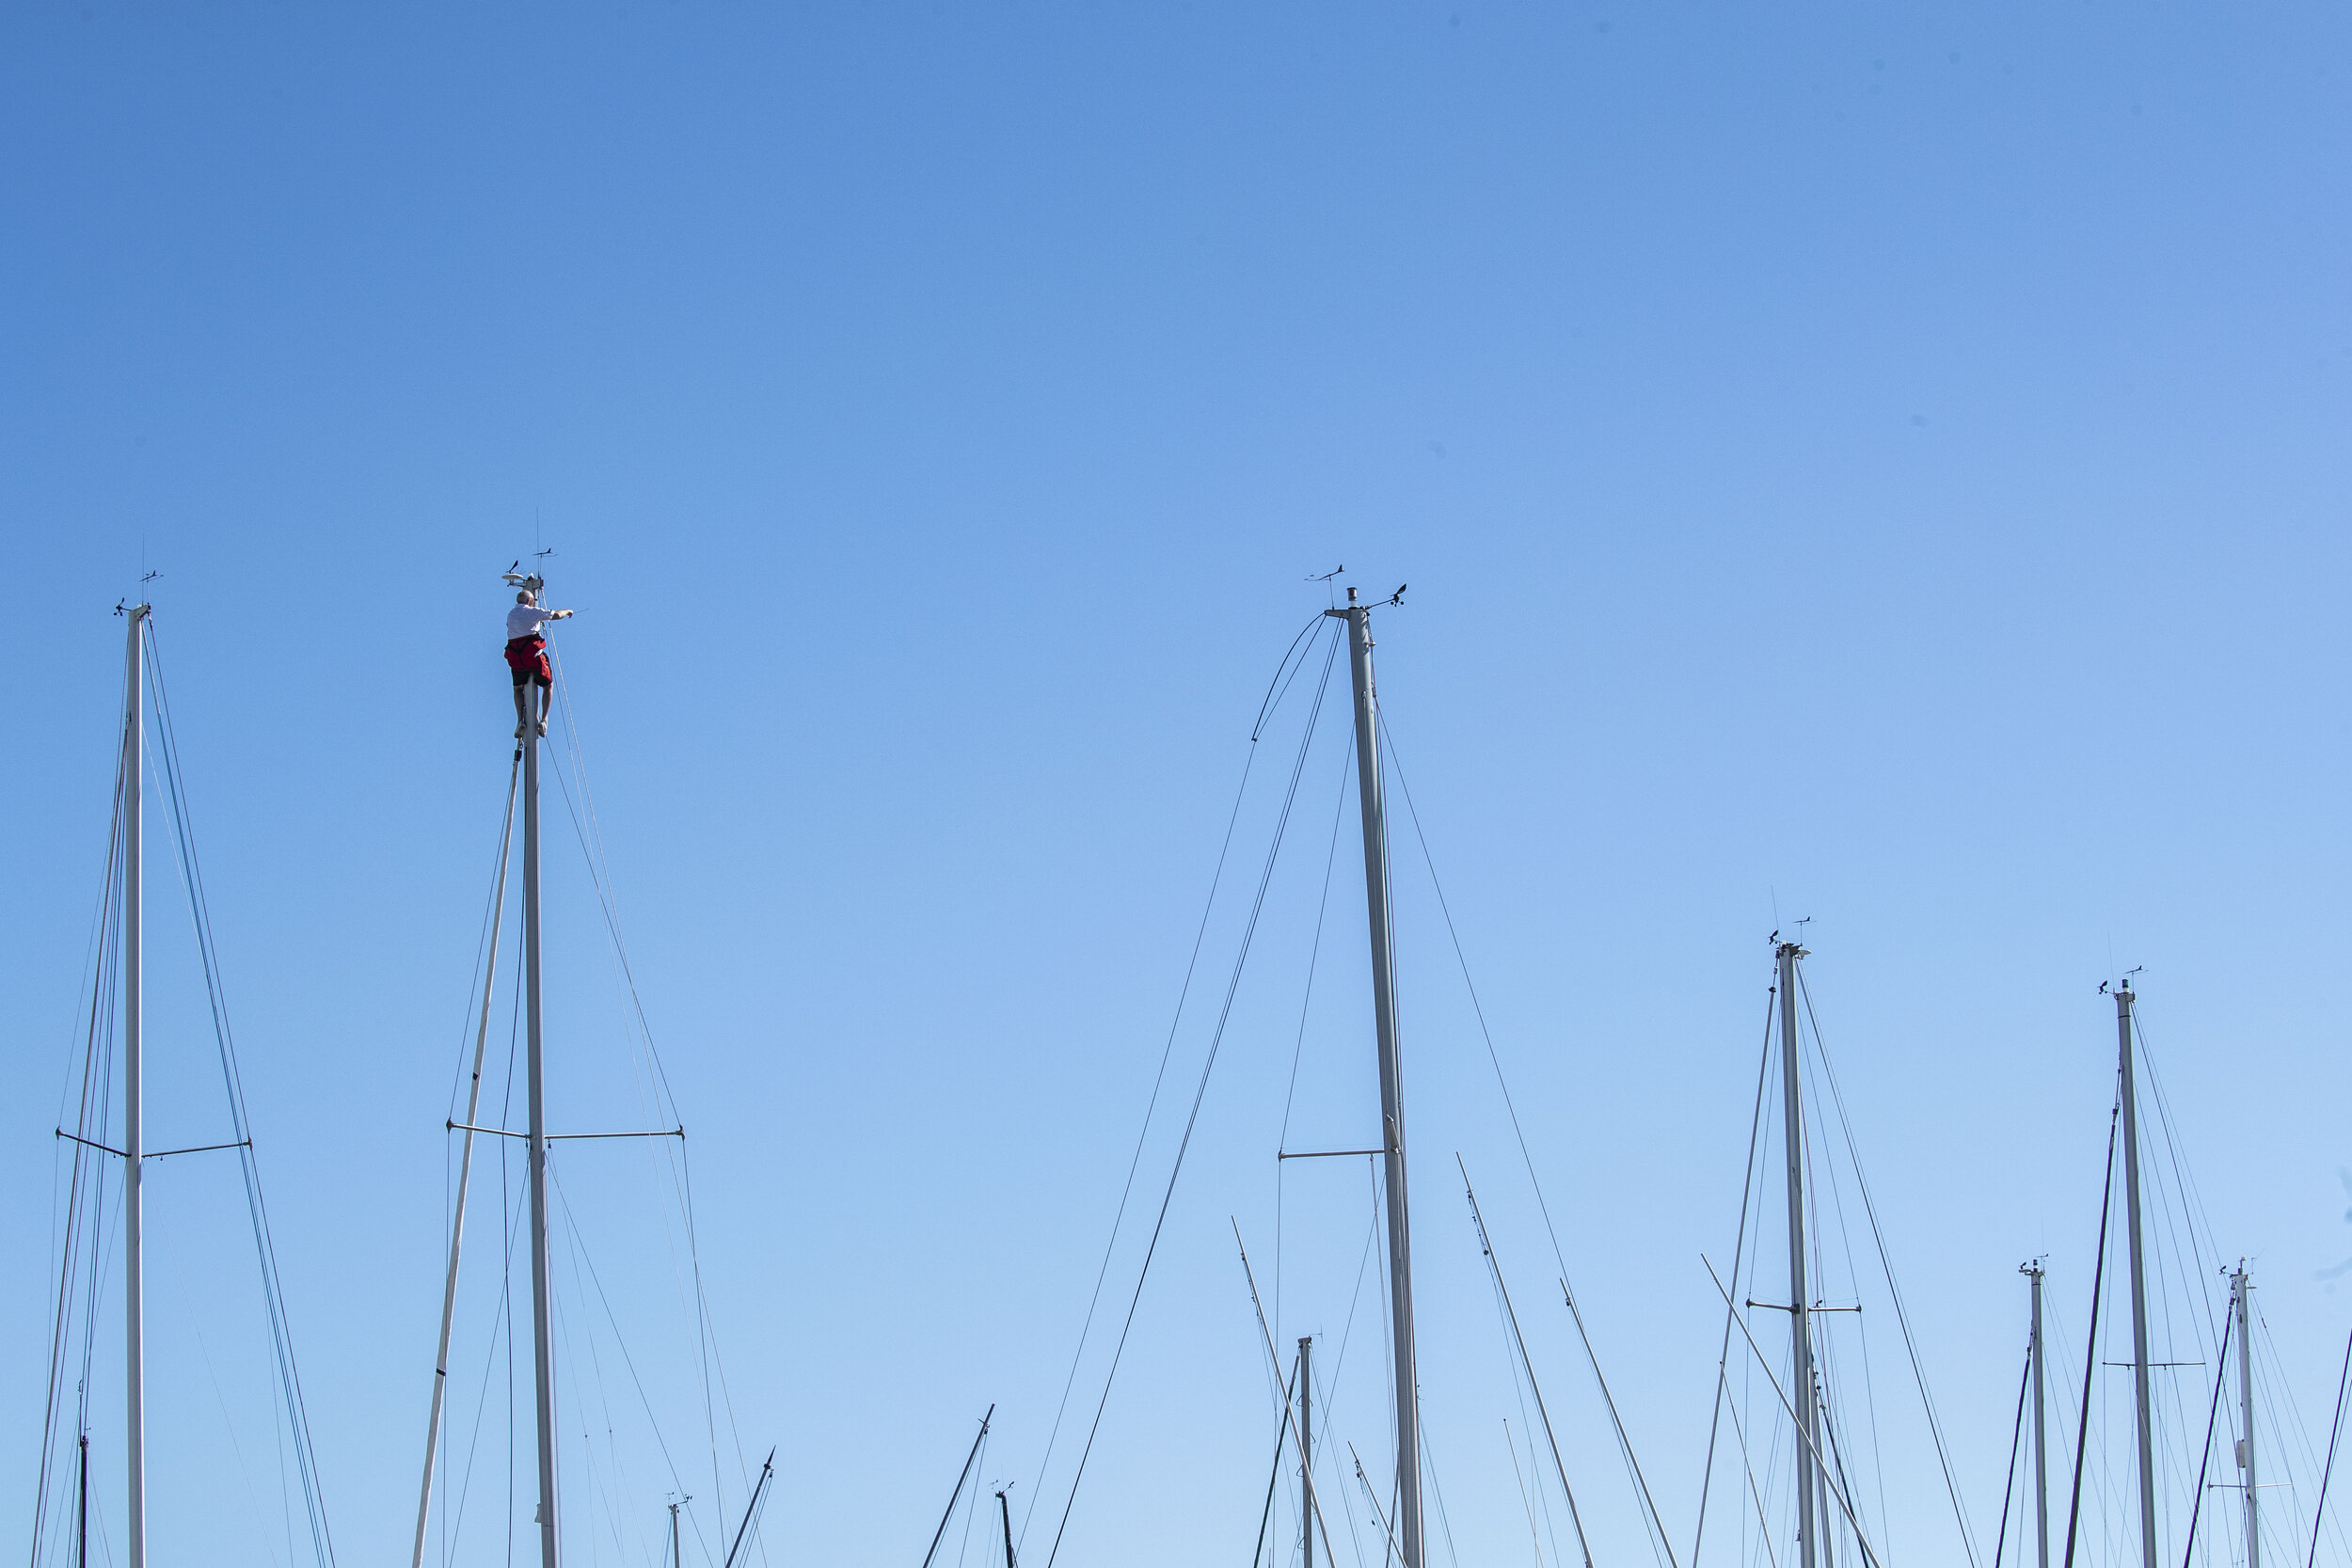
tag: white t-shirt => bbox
[507,604,558,641]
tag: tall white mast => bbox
[2116,983,2160,1568]
[2235,1266,2259,1568]
[411,754,523,1568]
[1332,587,1424,1568]
[2027,1262,2050,1568]
[1777,941,1821,1568]
[122,604,149,1568]
[525,649,562,1568]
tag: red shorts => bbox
[505,636,551,687]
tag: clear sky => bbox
[4,4,2350,1568]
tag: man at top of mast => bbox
[504,584,573,737]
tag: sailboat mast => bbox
[1333,586,1424,1568]
[2116,983,2160,1568]
[2029,1262,2050,1568]
[413,754,522,1568]
[1776,940,1821,1568]
[524,684,561,1568]
[1300,1337,1315,1568]
[122,603,148,1568]
[2236,1266,2259,1568]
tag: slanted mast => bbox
[1327,584,1424,1568]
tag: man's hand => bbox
[554,609,576,620]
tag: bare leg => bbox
[536,681,552,736]
[513,681,529,736]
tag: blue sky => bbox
[4,3,2350,1567]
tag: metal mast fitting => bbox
[1776,941,1821,1568]
[1327,584,1424,1568]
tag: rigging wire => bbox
[1378,716,1681,1568]
[1694,991,1783,1568]
[2305,1330,2352,1568]
[1794,965,1980,1568]
[2249,1286,2347,1568]
[146,626,338,1568]
[2062,1097,2123,1568]
[544,645,772,1557]
[1018,612,1329,1546]
[441,930,529,1568]
[1464,1162,1596,1568]
[2173,1301,2235,1568]
[547,647,753,1530]
[1037,620,1343,1568]
[1992,1335,2033,1568]
[31,730,127,1568]
[1275,738,1356,1348]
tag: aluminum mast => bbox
[2027,1261,2050,1568]
[1331,586,1424,1568]
[1777,940,1822,1568]
[1300,1337,1315,1568]
[2235,1266,2259,1568]
[525,636,561,1568]
[122,603,149,1568]
[2117,982,2160,1568]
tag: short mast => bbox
[525,651,562,1568]
[2117,983,2160,1568]
[1331,586,1424,1568]
[1777,940,1821,1568]
[2235,1266,2259,1568]
[122,603,149,1568]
